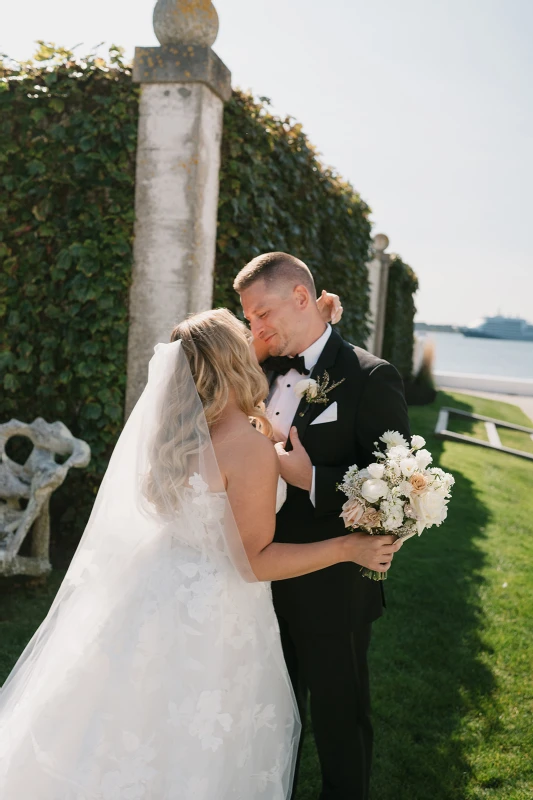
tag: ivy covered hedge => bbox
[0,45,139,557]
[382,255,419,381]
[0,46,373,556]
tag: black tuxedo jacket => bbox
[269,328,411,634]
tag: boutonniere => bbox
[294,371,345,416]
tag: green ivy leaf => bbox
[84,402,102,420]
[3,373,19,392]
[49,97,65,113]
[27,160,46,176]
[40,359,55,375]
[30,107,48,123]
[15,356,34,373]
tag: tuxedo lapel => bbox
[267,370,277,388]
[265,370,277,405]
[286,329,343,452]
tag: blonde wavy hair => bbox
[145,309,272,513]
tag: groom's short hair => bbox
[233,252,316,297]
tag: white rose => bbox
[400,457,418,477]
[367,463,385,480]
[294,378,318,399]
[411,435,426,450]
[361,478,389,503]
[387,445,410,460]
[380,430,409,449]
[415,449,433,470]
[410,487,449,529]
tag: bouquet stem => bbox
[361,567,388,581]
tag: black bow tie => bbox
[262,354,310,376]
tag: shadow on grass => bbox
[369,391,497,799]
[295,392,498,800]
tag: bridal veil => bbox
[0,340,300,799]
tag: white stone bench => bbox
[0,418,91,577]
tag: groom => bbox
[235,252,411,800]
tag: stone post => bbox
[125,0,232,415]
[365,233,391,357]
[30,498,51,562]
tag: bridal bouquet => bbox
[339,431,454,580]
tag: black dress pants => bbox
[278,615,373,800]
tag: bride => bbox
[0,306,400,799]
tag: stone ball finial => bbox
[153,0,219,47]
[373,233,389,253]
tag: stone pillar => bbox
[365,233,391,357]
[125,0,232,415]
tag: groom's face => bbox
[240,279,304,357]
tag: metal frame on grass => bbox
[435,407,533,461]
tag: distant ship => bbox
[462,315,533,342]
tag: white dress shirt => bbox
[266,324,332,506]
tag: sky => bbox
[3,0,532,325]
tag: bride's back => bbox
[211,410,277,491]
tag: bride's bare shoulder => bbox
[212,417,278,483]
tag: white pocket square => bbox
[310,401,338,426]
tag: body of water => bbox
[426,332,533,379]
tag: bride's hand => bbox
[343,531,402,573]
[317,290,343,324]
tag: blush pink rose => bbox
[360,508,383,528]
[340,498,365,528]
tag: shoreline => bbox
[434,371,533,399]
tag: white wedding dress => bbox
[0,342,299,799]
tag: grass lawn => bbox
[1,391,532,799]
[296,391,533,800]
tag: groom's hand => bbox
[275,427,313,492]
